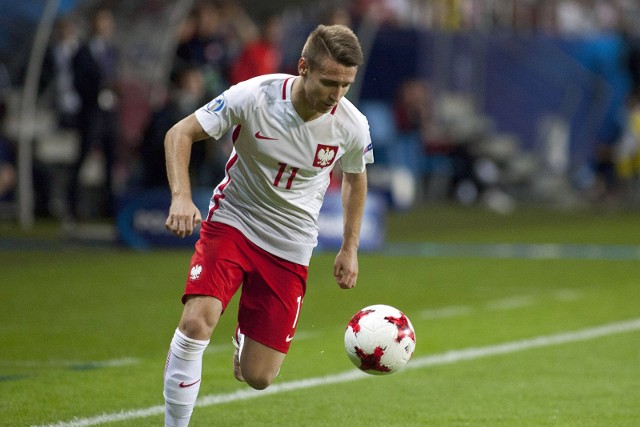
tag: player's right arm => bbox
[164,113,210,238]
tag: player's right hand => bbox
[333,248,359,289]
[165,197,202,238]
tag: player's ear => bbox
[298,58,308,77]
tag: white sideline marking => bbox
[204,343,232,354]
[383,242,640,260]
[420,290,583,320]
[34,317,640,427]
[0,358,139,369]
[485,296,536,311]
[420,305,472,319]
[553,289,582,301]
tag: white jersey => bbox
[195,74,374,266]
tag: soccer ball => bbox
[344,304,416,375]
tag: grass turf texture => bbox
[1,204,639,426]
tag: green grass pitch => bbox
[1,204,639,426]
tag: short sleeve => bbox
[194,82,251,140]
[339,119,374,173]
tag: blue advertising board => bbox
[117,188,212,250]
[316,190,386,252]
[117,188,387,251]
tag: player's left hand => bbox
[334,248,359,289]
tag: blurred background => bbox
[1,0,640,247]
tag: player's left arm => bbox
[333,170,367,289]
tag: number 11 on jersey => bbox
[274,163,299,189]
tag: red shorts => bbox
[184,221,308,353]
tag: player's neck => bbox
[291,77,323,122]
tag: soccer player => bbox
[162,24,373,426]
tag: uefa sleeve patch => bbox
[206,96,225,112]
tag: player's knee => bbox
[242,366,277,390]
[243,373,273,390]
[179,316,214,340]
[179,296,222,340]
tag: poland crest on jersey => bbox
[190,264,203,280]
[313,144,338,168]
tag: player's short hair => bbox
[301,25,363,69]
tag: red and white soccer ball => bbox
[344,304,416,375]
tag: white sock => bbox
[164,328,209,427]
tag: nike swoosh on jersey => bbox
[255,131,278,140]
[179,379,201,388]
[285,334,294,342]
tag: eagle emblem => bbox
[313,144,338,168]
[190,264,203,280]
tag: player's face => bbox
[299,57,357,116]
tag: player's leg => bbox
[178,295,223,339]
[237,336,286,390]
[164,296,222,427]
[235,236,308,390]
[164,222,245,426]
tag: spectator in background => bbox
[69,7,120,220]
[392,78,439,179]
[613,87,640,199]
[41,16,81,129]
[0,111,18,206]
[394,78,432,136]
[229,15,283,85]
[556,0,597,35]
[621,20,640,95]
[349,0,403,28]
[1,62,52,215]
[174,10,199,72]
[175,2,222,67]
[0,62,16,205]
[392,78,485,205]
[176,2,256,97]
[324,6,353,27]
[0,139,15,203]
[185,3,229,94]
[216,0,259,51]
[140,65,208,189]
